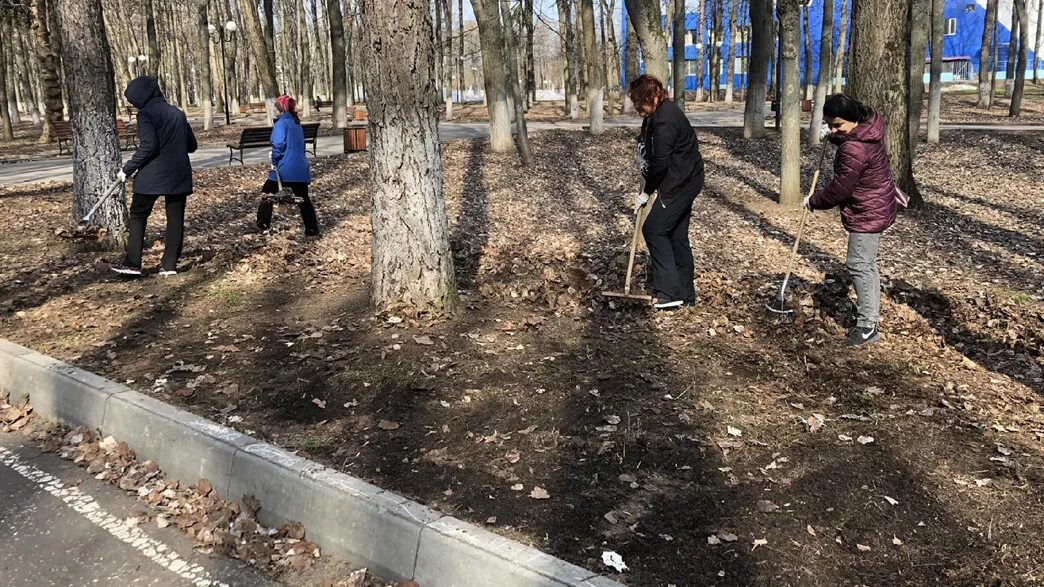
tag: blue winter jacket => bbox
[268,113,311,184]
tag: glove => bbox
[116,170,127,182]
[803,194,813,211]
[818,124,830,140]
[634,192,649,213]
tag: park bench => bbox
[53,120,137,156]
[312,98,333,111]
[125,105,138,122]
[226,122,321,166]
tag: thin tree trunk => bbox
[778,0,801,206]
[907,0,929,152]
[31,0,65,143]
[744,0,771,138]
[444,0,455,119]
[725,0,738,103]
[1004,8,1018,97]
[145,0,160,76]
[801,2,811,100]
[14,27,42,125]
[263,0,276,74]
[238,0,279,120]
[603,0,622,114]
[557,0,580,118]
[197,0,214,130]
[695,0,705,102]
[327,0,348,127]
[1035,0,1043,84]
[579,0,604,133]
[358,0,459,314]
[833,0,848,93]
[849,0,921,205]
[473,0,515,152]
[671,0,686,105]
[809,0,833,145]
[709,0,720,101]
[171,4,190,109]
[298,0,312,117]
[525,0,536,104]
[56,0,128,248]
[926,0,944,142]
[977,0,998,107]
[624,0,669,81]
[502,0,533,160]
[458,0,466,101]
[1009,0,1030,115]
[624,27,638,111]
[0,13,14,142]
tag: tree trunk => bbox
[525,0,536,105]
[324,0,348,127]
[1009,0,1030,115]
[14,27,42,126]
[444,0,455,119]
[238,0,279,121]
[624,0,669,82]
[298,0,312,118]
[197,0,214,130]
[0,15,13,142]
[801,2,811,100]
[603,0,622,114]
[580,0,604,133]
[1034,0,1043,85]
[1004,9,1018,97]
[709,1,721,101]
[145,0,160,76]
[171,4,190,110]
[833,0,848,93]
[809,0,833,145]
[977,0,997,107]
[458,0,466,101]
[907,0,928,153]
[671,0,686,106]
[500,0,533,161]
[926,0,943,143]
[849,0,921,206]
[695,0,705,102]
[56,0,128,248]
[778,0,801,206]
[31,0,65,143]
[725,0,738,103]
[263,0,276,75]
[358,0,458,314]
[473,0,515,152]
[557,0,579,119]
[744,0,771,138]
[624,27,638,111]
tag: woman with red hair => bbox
[629,75,705,310]
[257,95,320,236]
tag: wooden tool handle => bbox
[623,210,642,294]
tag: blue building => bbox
[620,0,1042,92]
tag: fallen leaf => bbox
[414,335,435,346]
[312,398,326,409]
[806,413,825,433]
[865,386,885,396]
[510,483,524,491]
[752,538,768,551]
[882,495,899,506]
[756,500,779,513]
[838,434,853,442]
[857,544,872,552]
[806,525,816,536]
[344,568,367,587]
[857,435,875,445]
[604,415,621,425]
[717,532,738,542]
[892,535,903,546]
[505,450,521,464]
[707,535,721,545]
[378,420,400,431]
[601,550,628,572]
[529,486,550,499]
[727,426,743,437]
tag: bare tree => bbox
[1035,0,1043,85]
[977,0,998,107]
[30,0,64,143]
[56,0,128,247]
[743,0,771,138]
[848,0,921,205]
[580,0,604,132]
[327,0,348,128]
[833,0,848,93]
[0,13,13,142]
[670,0,686,105]
[809,0,833,145]
[238,0,279,120]
[926,0,943,143]
[907,0,929,153]
[1009,0,1031,115]
[196,0,214,130]
[1004,7,1018,97]
[473,0,516,152]
[358,0,458,314]
[624,26,637,110]
[778,0,801,206]
[556,0,580,118]
[499,0,533,162]
[695,0,705,101]
[525,0,536,105]
[624,0,669,81]
[725,0,738,104]
[145,0,160,76]
[801,2,811,100]
[297,0,312,118]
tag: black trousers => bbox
[257,181,320,235]
[641,189,698,303]
[125,193,186,271]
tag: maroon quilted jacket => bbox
[809,112,898,233]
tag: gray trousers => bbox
[846,232,881,329]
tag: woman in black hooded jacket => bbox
[110,76,197,277]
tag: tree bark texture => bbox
[743,0,771,138]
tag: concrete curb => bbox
[0,339,624,587]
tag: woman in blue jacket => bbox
[257,95,320,236]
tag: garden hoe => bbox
[601,201,654,305]
[766,140,828,317]
[77,179,124,231]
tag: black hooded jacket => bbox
[635,99,704,205]
[122,76,197,195]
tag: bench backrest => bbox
[116,119,133,135]
[52,120,73,139]
[238,126,273,146]
[301,122,320,140]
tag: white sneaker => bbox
[158,270,177,278]
[653,299,684,310]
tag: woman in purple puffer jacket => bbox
[806,94,899,348]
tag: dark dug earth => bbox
[1,128,1041,586]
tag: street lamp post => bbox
[208,20,237,126]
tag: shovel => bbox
[601,201,655,305]
[77,180,124,230]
